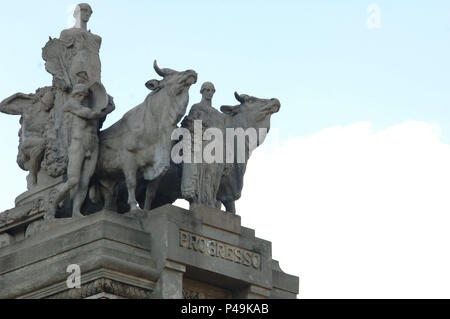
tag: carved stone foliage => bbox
[182,288,207,299]
[182,278,231,299]
[46,278,152,299]
[42,146,68,178]
[0,186,59,232]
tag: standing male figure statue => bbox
[40,3,114,218]
[181,82,226,210]
[49,83,113,218]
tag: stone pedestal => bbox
[0,205,298,299]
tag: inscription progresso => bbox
[179,230,261,270]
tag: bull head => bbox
[146,60,197,97]
[145,60,172,91]
[221,92,280,116]
[221,92,281,135]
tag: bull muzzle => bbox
[181,70,198,86]
[269,98,281,113]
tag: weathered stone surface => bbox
[271,260,299,299]
[46,278,152,299]
[0,205,298,299]
[151,260,186,299]
[183,277,232,299]
[0,211,157,299]
[138,205,297,298]
[0,4,298,299]
[0,233,14,249]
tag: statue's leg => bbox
[203,163,224,208]
[26,173,36,191]
[100,179,117,212]
[223,201,236,214]
[72,146,98,217]
[144,176,162,211]
[46,144,82,219]
[214,200,222,210]
[28,144,45,189]
[181,162,197,203]
[123,158,139,210]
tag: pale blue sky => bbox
[1,0,449,144]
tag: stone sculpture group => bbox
[0,3,281,223]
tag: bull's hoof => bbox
[125,207,145,218]
[72,211,84,218]
[44,206,56,220]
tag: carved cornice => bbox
[47,278,152,299]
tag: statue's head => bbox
[74,3,93,23]
[34,87,55,111]
[71,84,89,101]
[200,82,216,101]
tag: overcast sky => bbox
[1,1,450,298]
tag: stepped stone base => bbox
[0,205,298,299]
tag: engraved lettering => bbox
[180,230,189,248]
[243,251,252,266]
[179,230,261,270]
[207,240,216,256]
[235,249,242,264]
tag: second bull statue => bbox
[89,61,198,212]
[135,91,281,214]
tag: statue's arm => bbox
[41,90,55,111]
[181,105,201,130]
[59,29,74,47]
[67,104,108,120]
[0,93,33,115]
[101,95,115,115]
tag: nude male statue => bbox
[49,83,113,218]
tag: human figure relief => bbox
[59,3,102,86]
[43,3,101,89]
[0,87,55,189]
[181,82,226,209]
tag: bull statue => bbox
[142,92,280,213]
[217,92,281,213]
[90,61,197,212]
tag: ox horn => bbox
[234,92,245,104]
[153,60,167,77]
